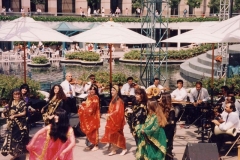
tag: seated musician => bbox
[210,102,240,152]
[188,81,209,125]
[170,79,188,121]
[146,77,166,100]
[121,76,136,108]
[76,74,96,99]
[189,81,209,106]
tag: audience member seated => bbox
[121,76,136,108]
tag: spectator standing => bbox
[21,7,25,16]
[136,7,141,17]
[183,8,187,17]
[1,7,6,15]
[8,8,12,12]
[28,8,31,16]
[79,7,82,16]
[125,8,128,15]
[115,7,121,17]
[87,6,91,17]
[37,8,41,15]
[101,7,105,17]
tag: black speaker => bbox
[229,53,240,67]
[182,143,219,160]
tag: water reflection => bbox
[0,61,196,92]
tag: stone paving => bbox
[0,113,238,160]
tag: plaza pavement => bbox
[0,113,238,160]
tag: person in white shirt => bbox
[8,8,12,12]
[87,6,91,17]
[146,77,166,100]
[121,77,136,108]
[125,8,128,15]
[60,72,77,114]
[101,7,105,17]
[79,7,82,16]
[171,79,187,119]
[210,103,240,151]
[115,7,121,17]
[1,7,6,15]
[189,81,209,106]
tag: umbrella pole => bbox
[211,43,214,105]
[24,42,27,83]
[109,44,112,95]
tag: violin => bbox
[69,78,84,85]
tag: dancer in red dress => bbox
[100,85,127,156]
[27,109,75,160]
[78,84,100,151]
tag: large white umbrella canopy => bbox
[71,20,155,90]
[162,15,240,43]
[0,16,72,42]
[71,21,156,44]
[0,16,72,83]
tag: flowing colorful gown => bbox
[100,98,126,149]
[135,114,167,160]
[27,126,74,160]
[1,100,29,157]
[78,95,100,145]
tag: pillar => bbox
[177,28,181,50]
[101,0,111,15]
[178,0,189,17]
[0,1,2,11]
[21,0,30,13]
[76,0,88,14]
[122,0,132,15]
[161,3,170,18]
[48,0,57,15]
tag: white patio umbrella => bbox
[0,16,72,83]
[71,20,156,89]
[162,15,240,103]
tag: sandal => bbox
[120,149,127,156]
[108,151,116,156]
[91,146,99,151]
[84,144,94,151]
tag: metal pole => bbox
[211,43,214,105]
[24,42,27,83]
[109,44,112,94]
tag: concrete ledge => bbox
[119,58,185,64]
[27,62,51,67]
[60,59,103,65]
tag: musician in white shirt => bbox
[210,103,240,151]
[121,77,136,108]
[146,77,166,100]
[189,81,209,106]
[60,72,77,114]
[170,79,187,119]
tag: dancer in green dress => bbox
[135,99,167,160]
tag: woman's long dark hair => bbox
[49,84,67,101]
[8,88,24,107]
[161,93,172,119]
[20,83,30,98]
[90,84,99,97]
[135,88,148,105]
[49,109,70,143]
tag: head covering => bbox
[113,85,119,93]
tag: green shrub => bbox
[65,51,100,61]
[32,56,49,64]
[0,15,219,23]
[124,44,216,60]
[0,75,41,99]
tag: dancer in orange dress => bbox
[100,85,127,156]
[26,109,75,160]
[78,84,100,151]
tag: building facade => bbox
[0,0,211,17]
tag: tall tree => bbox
[208,0,220,14]
[187,0,202,14]
[169,0,180,15]
[233,0,240,12]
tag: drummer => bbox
[170,79,188,122]
[146,77,167,100]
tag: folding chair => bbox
[225,131,240,156]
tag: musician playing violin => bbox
[209,102,240,152]
[146,77,167,100]
[121,77,136,108]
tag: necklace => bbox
[13,100,19,106]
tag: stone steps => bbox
[180,44,240,79]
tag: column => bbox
[177,28,181,50]
[101,0,111,15]
[161,3,170,18]
[122,0,132,15]
[178,0,189,17]
[48,0,57,15]
[0,1,2,11]
[21,0,30,12]
[76,0,88,14]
